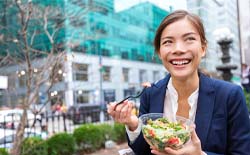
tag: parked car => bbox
[0,109,41,129]
[0,128,42,150]
[67,104,101,124]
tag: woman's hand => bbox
[151,126,204,155]
[107,100,139,131]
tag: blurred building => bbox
[187,0,241,79]
[187,0,220,73]
[0,0,168,108]
[238,0,250,65]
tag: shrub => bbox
[0,148,9,155]
[244,90,250,112]
[98,123,116,141]
[95,123,126,143]
[20,137,48,155]
[113,123,126,143]
[73,123,104,153]
[47,133,76,155]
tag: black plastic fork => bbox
[113,87,147,109]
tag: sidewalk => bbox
[86,142,131,155]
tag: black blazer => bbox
[128,73,250,155]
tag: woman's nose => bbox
[173,41,186,53]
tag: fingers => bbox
[107,102,116,113]
[116,100,129,121]
[164,147,180,155]
[188,124,200,146]
[151,149,174,155]
[141,81,151,87]
[112,101,127,121]
[190,126,201,147]
[107,100,134,124]
[150,146,172,155]
[164,145,196,155]
[120,101,133,121]
[151,149,169,155]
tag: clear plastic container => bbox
[140,113,194,151]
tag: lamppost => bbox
[98,48,104,123]
[213,27,237,81]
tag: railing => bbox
[0,108,112,149]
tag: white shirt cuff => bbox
[125,120,142,143]
[202,151,207,155]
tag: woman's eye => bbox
[162,40,172,45]
[186,37,196,41]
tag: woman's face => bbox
[158,18,206,80]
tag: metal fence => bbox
[0,108,112,149]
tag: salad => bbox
[142,117,191,151]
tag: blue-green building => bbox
[64,0,167,63]
[0,0,170,108]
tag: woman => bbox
[107,10,250,155]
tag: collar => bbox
[167,77,199,107]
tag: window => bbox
[50,91,64,108]
[121,52,129,59]
[18,73,26,87]
[139,69,147,84]
[146,52,152,62]
[0,91,4,107]
[17,94,25,106]
[69,18,86,27]
[75,90,89,104]
[103,89,116,103]
[122,68,129,82]
[137,54,144,61]
[8,74,16,89]
[73,63,88,81]
[153,71,160,82]
[101,48,110,56]
[72,45,88,53]
[102,66,111,82]
[131,49,138,61]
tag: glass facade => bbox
[73,1,168,63]
[0,0,169,61]
[0,0,170,107]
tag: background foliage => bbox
[244,90,250,112]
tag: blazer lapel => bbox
[150,75,170,113]
[195,73,215,148]
[148,73,215,148]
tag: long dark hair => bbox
[154,10,207,54]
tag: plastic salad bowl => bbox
[140,113,194,151]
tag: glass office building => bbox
[0,0,170,108]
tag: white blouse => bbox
[126,77,199,142]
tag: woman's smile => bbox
[170,58,191,66]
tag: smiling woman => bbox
[107,10,250,155]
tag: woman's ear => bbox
[156,51,162,60]
[201,44,207,57]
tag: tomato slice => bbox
[167,137,179,145]
[149,129,155,137]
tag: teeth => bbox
[172,60,189,65]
